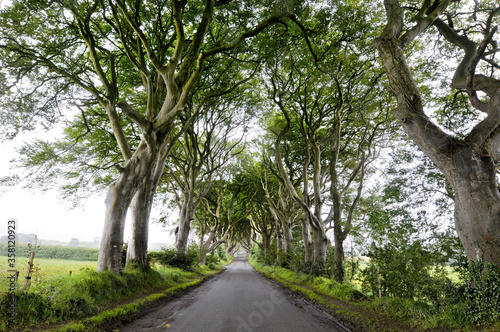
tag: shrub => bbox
[361,240,450,301]
[216,245,227,261]
[149,245,199,271]
[460,262,500,325]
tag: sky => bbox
[0,132,175,245]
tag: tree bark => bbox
[333,228,345,282]
[312,226,328,268]
[199,226,228,265]
[97,141,153,272]
[126,150,166,270]
[126,186,151,270]
[302,215,314,262]
[450,151,500,265]
[275,218,283,253]
[199,231,216,266]
[175,192,194,252]
[282,216,293,254]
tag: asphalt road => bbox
[121,256,349,332]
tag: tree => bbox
[261,167,297,255]
[261,116,314,262]
[167,83,251,253]
[0,0,296,272]
[374,0,500,267]
[195,172,248,265]
[262,1,390,278]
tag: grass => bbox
[0,255,97,292]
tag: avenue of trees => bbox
[2,0,500,315]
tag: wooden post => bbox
[24,251,35,291]
[377,266,382,298]
[69,271,72,276]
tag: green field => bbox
[0,255,97,292]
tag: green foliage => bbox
[276,245,305,271]
[0,244,99,261]
[149,245,199,271]
[216,245,227,262]
[203,246,229,269]
[361,241,451,302]
[58,271,220,331]
[459,262,500,326]
[250,243,277,266]
[251,242,330,277]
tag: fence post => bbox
[24,251,35,291]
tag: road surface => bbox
[121,256,350,331]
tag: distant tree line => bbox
[0,244,99,261]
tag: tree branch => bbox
[400,0,452,49]
[117,101,152,134]
[380,0,404,40]
[466,26,497,113]
[203,11,292,57]
[114,0,166,74]
[434,19,500,94]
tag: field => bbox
[0,255,97,292]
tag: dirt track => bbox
[120,255,351,331]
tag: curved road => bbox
[121,256,349,332]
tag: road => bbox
[121,256,351,332]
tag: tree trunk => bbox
[199,249,208,265]
[199,228,216,265]
[450,151,500,266]
[175,194,194,252]
[97,142,152,273]
[333,230,345,282]
[312,226,327,269]
[126,150,167,270]
[302,215,313,262]
[261,232,271,261]
[226,242,236,257]
[282,217,293,254]
[276,219,283,253]
[126,188,151,270]
[97,180,131,273]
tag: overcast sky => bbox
[0,132,174,245]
